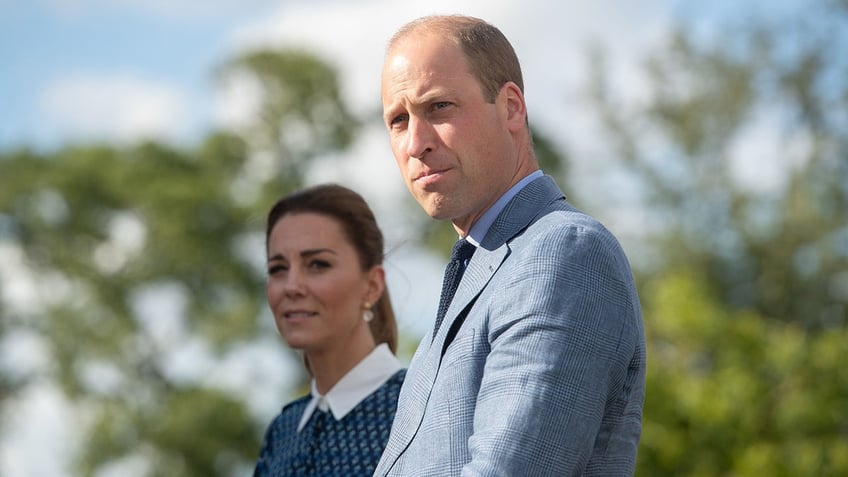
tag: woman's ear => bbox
[364,264,386,305]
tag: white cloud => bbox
[39,72,191,144]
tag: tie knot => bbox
[451,238,476,263]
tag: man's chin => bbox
[422,201,449,220]
[411,190,459,221]
[411,193,440,216]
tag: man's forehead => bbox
[384,41,467,81]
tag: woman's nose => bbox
[282,269,306,297]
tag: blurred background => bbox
[1,0,846,475]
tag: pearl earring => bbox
[363,302,374,322]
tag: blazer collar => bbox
[479,175,565,251]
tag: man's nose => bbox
[406,115,435,159]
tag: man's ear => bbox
[500,81,527,132]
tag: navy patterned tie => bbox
[433,238,476,341]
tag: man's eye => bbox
[433,102,450,110]
[390,114,408,126]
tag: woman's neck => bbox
[308,338,376,395]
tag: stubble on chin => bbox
[408,188,438,218]
[421,193,455,221]
[420,199,442,219]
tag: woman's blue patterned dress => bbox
[254,369,405,477]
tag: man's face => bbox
[381,33,517,232]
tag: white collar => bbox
[297,343,402,432]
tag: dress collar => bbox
[297,343,402,432]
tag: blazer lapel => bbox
[432,245,507,347]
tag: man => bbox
[375,14,645,476]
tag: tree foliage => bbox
[218,49,359,193]
[638,269,848,476]
[0,50,356,476]
[1,137,264,475]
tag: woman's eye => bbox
[267,264,286,275]
[309,260,331,270]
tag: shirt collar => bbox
[297,343,402,432]
[466,170,543,246]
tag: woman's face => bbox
[266,212,383,354]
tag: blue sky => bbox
[1,1,275,148]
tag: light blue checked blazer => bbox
[374,176,645,476]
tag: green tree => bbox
[218,49,359,195]
[581,2,848,475]
[0,49,356,476]
[638,269,848,476]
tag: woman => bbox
[254,184,405,477]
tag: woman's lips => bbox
[284,310,317,319]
